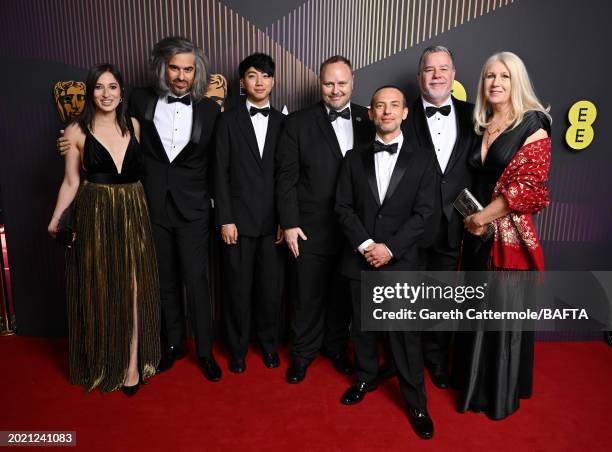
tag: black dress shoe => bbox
[321,351,354,375]
[340,381,378,405]
[262,352,280,369]
[407,407,434,440]
[229,356,246,373]
[428,367,450,389]
[156,345,186,373]
[198,356,222,382]
[605,331,612,347]
[286,362,307,383]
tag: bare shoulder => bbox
[64,122,86,149]
[64,122,84,138]
[523,128,549,146]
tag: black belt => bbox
[85,173,140,184]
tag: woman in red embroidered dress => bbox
[453,51,551,420]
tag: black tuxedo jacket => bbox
[403,96,475,249]
[275,101,374,255]
[335,140,436,280]
[214,104,283,237]
[129,87,220,225]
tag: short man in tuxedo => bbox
[128,36,222,381]
[404,45,475,388]
[335,86,436,439]
[214,53,284,373]
[276,55,374,383]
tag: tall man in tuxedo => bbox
[276,55,374,383]
[404,46,475,388]
[214,53,284,373]
[335,85,436,439]
[128,36,222,381]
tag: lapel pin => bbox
[356,116,362,122]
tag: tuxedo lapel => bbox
[443,97,470,174]
[383,141,412,204]
[237,105,263,167]
[363,145,381,208]
[315,103,343,160]
[144,93,170,163]
[412,100,435,150]
[413,98,442,175]
[190,98,204,145]
[144,93,157,122]
[351,103,370,147]
[261,109,280,164]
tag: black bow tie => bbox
[249,106,270,117]
[328,107,351,122]
[167,95,191,106]
[373,141,399,155]
[425,105,451,118]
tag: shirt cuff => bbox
[358,239,374,254]
[384,244,393,258]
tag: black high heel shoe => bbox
[122,354,147,396]
[121,370,142,397]
[121,380,140,397]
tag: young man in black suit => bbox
[275,55,374,383]
[128,36,222,381]
[404,46,475,389]
[335,85,437,439]
[214,53,284,373]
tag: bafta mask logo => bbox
[205,74,227,111]
[54,81,86,123]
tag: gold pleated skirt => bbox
[66,180,161,392]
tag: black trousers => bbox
[349,280,378,383]
[422,216,460,371]
[152,205,213,359]
[221,234,283,358]
[349,280,426,410]
[289,251,351,365]
[389,330,427,410]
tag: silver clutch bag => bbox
[453,188,493,240]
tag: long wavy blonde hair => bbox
[473,51,551,134]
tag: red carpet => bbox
[1,337,610,451]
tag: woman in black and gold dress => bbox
[48,64,160,395]
[453,52,552,419]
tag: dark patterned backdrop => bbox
[0,0,610,337]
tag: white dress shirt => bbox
[325,103,354,156]
[154,94,193,162]
[423,96,457,173]
[357,132,404,256]
[246,99,270,157]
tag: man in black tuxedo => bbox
[404,46,475,389]
[276,55,374,383]
[335,85,436,439]
[214,53,284,373]
[128,36,222,381]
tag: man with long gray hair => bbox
[129,36,222,381]
[57,37,222,382]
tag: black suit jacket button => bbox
[441,179,447,184]
[377,214,383,219]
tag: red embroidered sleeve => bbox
[495,137,551,214]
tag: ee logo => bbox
[452,80,467,102]
[566,100,596,150]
